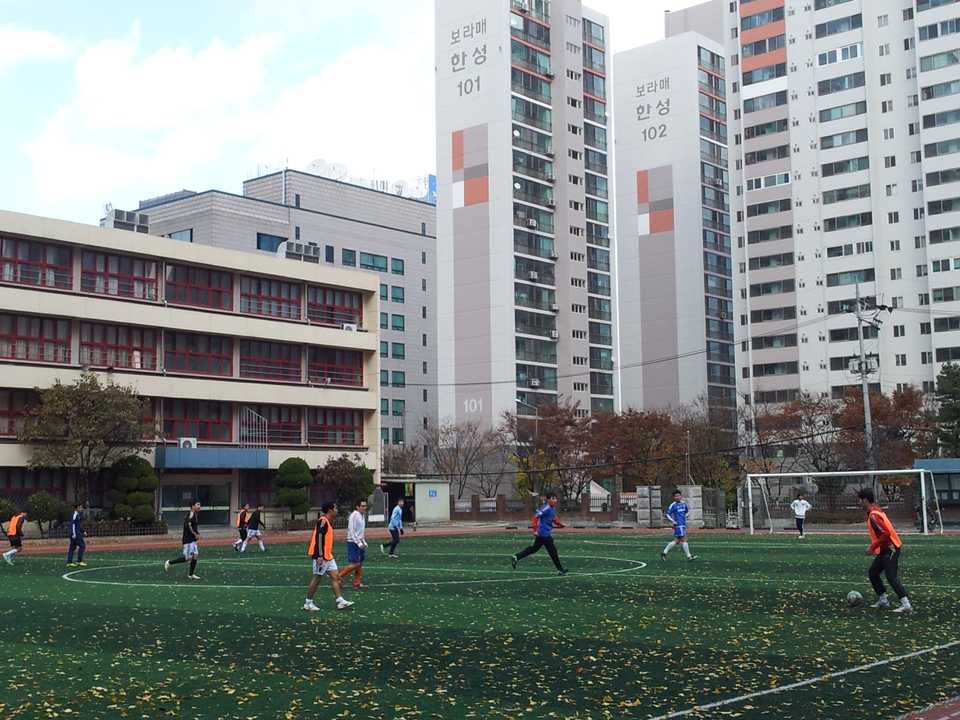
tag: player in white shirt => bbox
[790,493,812,539]
[338,499,368,589]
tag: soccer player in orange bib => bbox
[304,502,353,611]
[858,488,913,614]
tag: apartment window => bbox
[818,71,865,96]
[256,233,286,253]
[239,276,301,320]
[163,400,232,442]
[922,322,932,335]
[822,156,870,177]
[342,249,357,267]
[827,269,876,287]
[0,390,34,437]
[391,371,406,388]
[880,73,892,86]
[820,101,866,123]
[306,286,362,327]
[920,49,960,72]
[882,100,894,113]
[308,348,363,387]
[741,7,785,30]
[891,239,901,251]
[889,212,900,223]
[891,268,903,280]
[815,13,862,38]
[894,325,906,338]
[883,128,895,140]
[392,400,406,417]
[81,251,158,301]
[239,340,301,382]
[246,404,301,444]
[380,399,388,416]
[379,341,388,358]
[164,332,233,377]
[325,246,334,263]
[0,313,71,364]
[165,264,233,311]
[391,314,405,332]
[391,286,405,304]
[359,252,388,272]
[380,284,387,301]
[380,370,388,386]
[79,322,157,371]
[918,264,930,277]
[0,237,72,290]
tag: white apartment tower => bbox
[667,0,960,405]
[435,0,617,427]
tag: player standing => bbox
[304,502,353,611]
[339,499,368,589]
[2,510,27,565]
[510,492,568,575]
[858,488,913,613]
[790,493,812,539]
[380,498,404,558]
[66,503,88,567]
[661,489,697,561]
[240,504,266,553]
[232,503,249,552]
[164,501,201,580]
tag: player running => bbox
[304,502,353,611]
[858,488,913,613]
[232,503,249,552]
[510,492,568,575]
[240,504,266,553]
[661,489,697,561]
[339,498,369,589]
[790,493,812,539]
[66,503,87,567]
[380,498,404,558]
[3,510,27,565]
[164,501,202,580]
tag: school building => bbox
[0,210,380,525]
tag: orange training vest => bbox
[307,516,334,560]
[236,510,248,528]
[867,506,902,554]
[7,513,24,537]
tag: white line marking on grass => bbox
[645,639,960,720]
[627,570,960,592]
[61,555,646,591]
[582,539,958,550]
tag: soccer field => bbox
[2,532,959,719]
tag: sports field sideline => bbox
[1,531,958,719]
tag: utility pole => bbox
[685,429,692,483]
[853,284,875,470]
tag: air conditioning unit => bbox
[550,303,560,312]
[178,437,198,450]
[305,244,320,257]
[342,323,359,331]
[549,252,560,261]
[513,0,530,12]
[529,378,542,388]
[528,270,540,281]
[545,173,555,182]
[546,199,556,208]
[544,71,555,79]
[550,329,560,339]
[526,218,538,229]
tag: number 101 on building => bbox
[458,76,481,97]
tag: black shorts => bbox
[8,536,22,549]
[238,527,248,540]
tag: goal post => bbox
[742,469,944,536]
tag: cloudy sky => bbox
[0,0,695,223]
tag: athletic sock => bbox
[682,542,692,559]
[663,541,677,555]
[258,541,265,551]
[189,559,197,575]
[3,549,16,559]
[240,542,247,553]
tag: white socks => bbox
[258,541,265,552]
[663,541,677,555]
[4,549,18,559]
[682,542,692,559]
[240,542,247,553]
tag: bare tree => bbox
[382,444,425,475]
[420,421,503,499]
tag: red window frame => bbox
[79,322,157,371]
[307,408,364,446]
[239,276,301,320]
[0,236,73,290]
[239,340,301,382]
[164,332,233,377]
[247,404,302,444]
[162,399,233,442]
[0,389,36,437]
[81,250,158,301]
[307,348,363,387]
[0,313,71,364]
[165,264,233,311]
[307,286,362,327]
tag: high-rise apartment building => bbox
[133,170,437,450]
[614,31,737,428]
[435,0,617,428]
[666,0,960,406]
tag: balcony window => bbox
[586,198,608,223]
[79,322,157,371]
[590,347,613,371]
[587,272,611,296]
[239,276,301,320]
[584,124,607,150]
[0,313,70,364]
[239,340,301,382]
[81,251,158,301]
[164,332,233,377]
[307,286,362,327]
[163,399,233,442]
[514,175,554,206]
[165,264,233,311]
[511,39,551,76]
[589,321,612,346]
[585,173,608,199]
[0,237,72,290]
[583,18,604,47]
[583,71,606,99]
[512,124,553,156]
[245,404,302,444]
[307,408,364,446]
[308,348,363,387]
[512,96,552,131]
[588,297,611,321]
[512,68,552,104]
[510,13,550,50]
[513,149,554,182]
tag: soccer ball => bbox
[846,591,864,607]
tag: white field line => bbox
[645,639,960,720]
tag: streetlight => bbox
[515,396,540,441]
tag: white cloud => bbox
[0,25,71,74]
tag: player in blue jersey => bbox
[510,492,568,575]
[661,489,697,561]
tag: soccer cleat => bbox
[188,574,201,580]
[3,555,12,566]
[660,553,666,562]
[353,583,365,589]
[77,562,87,567]
[163,560,170,573]
[511,555,518,570]
[66,563,78,568]
[336,599,355,609]
[233,544,240,552]
[388,554,399,559]
[379,544,387,556]
[892,603,913,614]
[688,555,698,561]
[303,601,320,612]
[558,569,568,576]
[870,596,891,609]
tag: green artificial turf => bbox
[1,532,958,719]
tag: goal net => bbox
[741,469,944,536]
